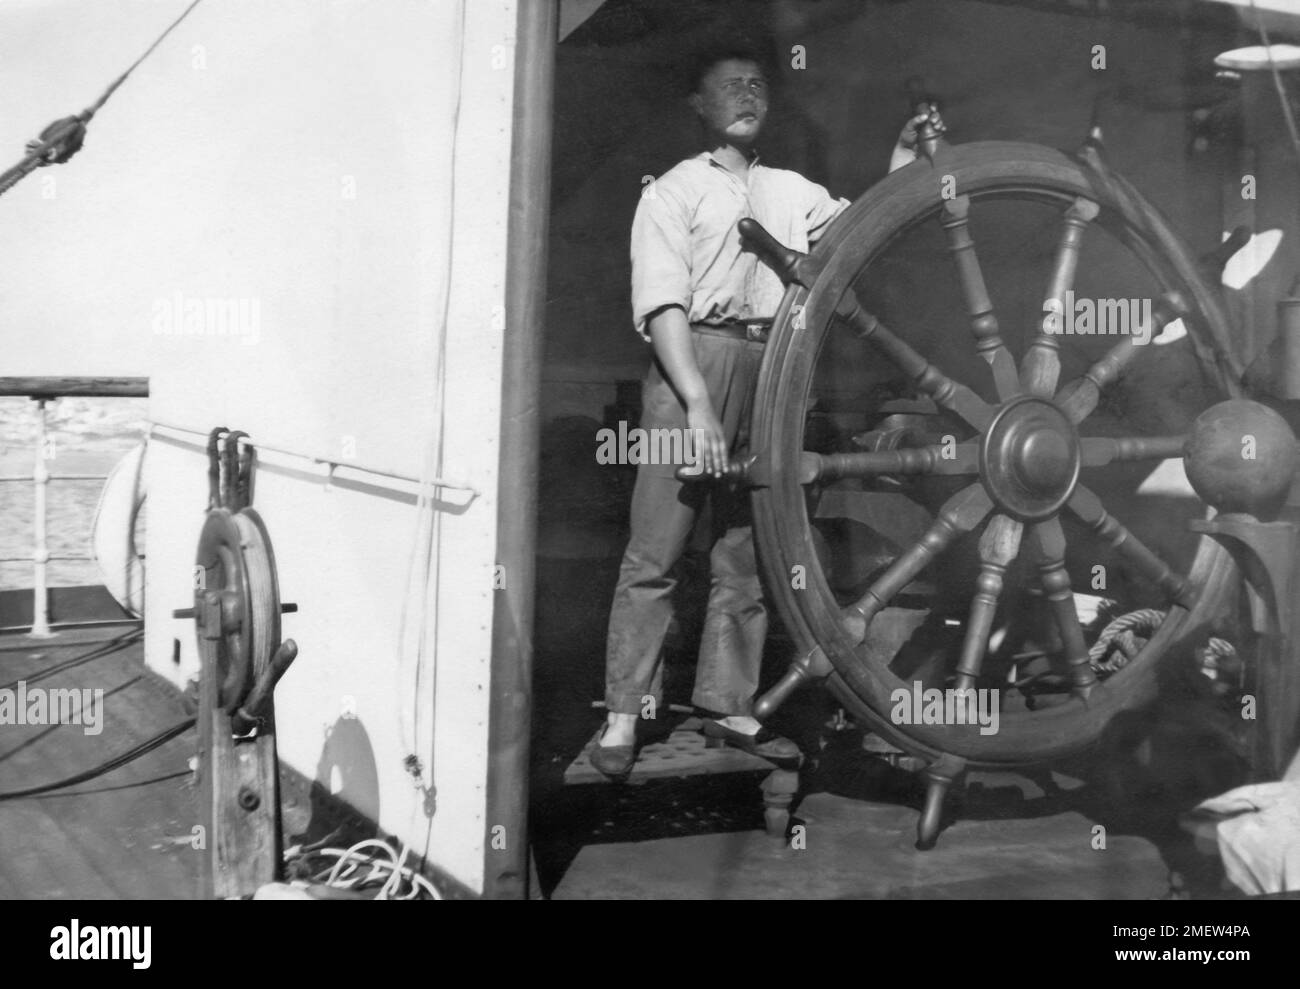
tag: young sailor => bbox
[593,43,942,778]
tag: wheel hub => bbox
[980,396,1080,520]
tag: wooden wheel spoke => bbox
[1057,291,1191,424]
[835,290,995,431]
[1080,434,1188,468]
[954,514,1022,691]
[842,483,993,642]
[1028,518,1096,697]
[1021,197,1099,397]
[1067,484,1195,608]
[736,217,824,289]
[940,196,1020,401]
[800,442,979,483]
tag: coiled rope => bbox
[1087,607,1238,682]
[1088,608,1166,673]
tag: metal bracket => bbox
[1189,512,1300,779]
[1189,514,1296,637]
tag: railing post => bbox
[29,398,53,638]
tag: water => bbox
[0,396,148,589]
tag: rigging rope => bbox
[0,0,206,198]
[1249,0,1300,174]
[393,0,468,877]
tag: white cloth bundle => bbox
[1193,751,1300,895]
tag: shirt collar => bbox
[700,149,762,173]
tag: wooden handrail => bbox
[0,377,148,398]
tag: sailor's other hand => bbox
[889,104,946,172]
[686,401,729,478]
[896,103,945,152]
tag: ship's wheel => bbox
[737,139,1245,847]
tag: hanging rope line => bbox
[394,0,468,878]
[0,0,206,198]
[1250,0,1300,173]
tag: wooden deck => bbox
[0,625,199,899]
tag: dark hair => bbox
[686,41,772,96]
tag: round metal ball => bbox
[1184,399,1299,519]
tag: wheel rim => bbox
[195,508,252,712]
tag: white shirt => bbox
[630,152,849,339]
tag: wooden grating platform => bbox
[565,716,792,785]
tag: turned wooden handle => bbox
[233,638,298,732]
[738,217,805,286]
[755,645,830,720]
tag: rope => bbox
[1203,636,1237,663]
[1086,605,1243,687]
[1198,636,1241,692]
[87,0,207,117]
[1086,608,1241,686]
[0,0,207,198]
[393,0,467,870]
[283,839,442,900]
[1250,0,1300,173]
[1087,608,1166,673]
[0,627,142,693]
[0,718,194,801]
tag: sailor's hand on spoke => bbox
[686,402,729,478]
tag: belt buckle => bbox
[746,322,768,342]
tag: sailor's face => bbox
[692,59,769,144]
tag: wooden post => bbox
[485,0,555,900]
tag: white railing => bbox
[0,377,148,636]
[1,376,480,636]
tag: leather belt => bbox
[691,319,772,344]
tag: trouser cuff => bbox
[690,690,752,718]
[605,691,661,717]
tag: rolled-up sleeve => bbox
[804,178,850,244]
[631,185,692,339]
